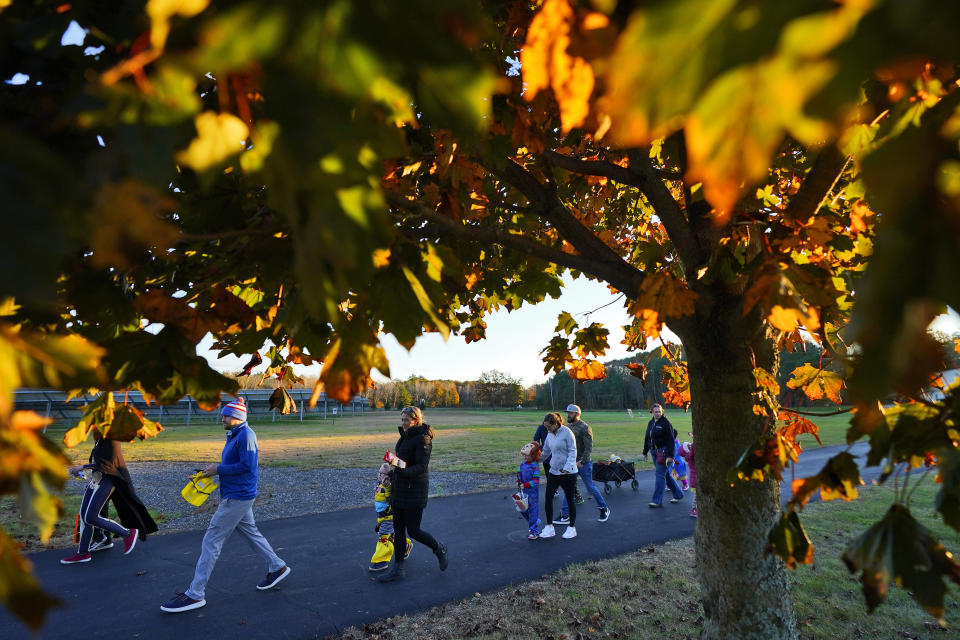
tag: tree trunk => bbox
[675,295,797,640]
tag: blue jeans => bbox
[561,461,608,516]
[652,456,684,505]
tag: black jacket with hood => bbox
[390,423,435,509]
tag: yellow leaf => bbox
[147,0,210,50]
[768,304,820,332]
[177,111,249,171]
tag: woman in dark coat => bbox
[61,430,158,564]
[642,403,685,507]
[378,406,448,582]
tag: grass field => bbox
[337,475,960,640]
[44,407,855,476]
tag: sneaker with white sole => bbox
[598,507,610,522]
[60,553,91,564]
[552,514,570,525]
[561,526,578,539]
[160,592,206,613]
[89,538,114,552]
[257,565,291,590]
[122,529,138,555]
[669,497,683,504]
[539,524,556,538]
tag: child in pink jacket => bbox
[678,440,696,518]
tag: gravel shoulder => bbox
[64,461,515,536]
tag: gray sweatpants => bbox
[185,498,285,600]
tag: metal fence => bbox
[14,388,368,426]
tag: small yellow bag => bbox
[181,472,218,507]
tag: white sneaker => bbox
[540,524,556,538]
[561,526,577,539]
[598,507,610,522]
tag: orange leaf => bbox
[521,0,594,132]
[569,358,606,381]
[778,410,823,449]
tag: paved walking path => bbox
[0,443,872,639]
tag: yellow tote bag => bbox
[181,472,218,507]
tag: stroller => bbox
[592,457,639,494]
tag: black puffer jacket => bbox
[390,423,435,509]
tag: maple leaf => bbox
[132,290,224,343]
[239,351,262,377]
[787,363,844,404]
[540,335,572,375]
[572,322,609,358]
[767,510,814,569]
[661,363,691,410]
[778,410,823,449]
[627,272,698,345]
[568,357,606,381]
[768,304,821,332]
[521,0,595,132]
[177,111,249,172]
[843,505,960,619]
[626,362,647,382]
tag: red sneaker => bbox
[61,553,91,564]
[123,529,139,555]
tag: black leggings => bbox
[544,473,578,526]
[393,507,438,556]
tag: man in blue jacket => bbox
[161,397,290,613]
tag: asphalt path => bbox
[1,442,874,639]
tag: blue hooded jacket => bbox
[217,422,258,500]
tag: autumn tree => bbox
[3,1,960,637]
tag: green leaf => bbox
[572,322,610,358]
[842,504,960,619]
[554,311,578,336]
[767,509,814,569]
[401,265,450,340]
[540,335,572,375]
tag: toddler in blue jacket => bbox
[515,442,542,540]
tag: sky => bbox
[199,276,960,387]
[199,275,675,386]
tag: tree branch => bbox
[785,144,848,220]
[541,149,703,277]
[386,192,644,295]
[624,149,703,276]
[489,160,646,292]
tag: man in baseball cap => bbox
[553,403,611,524]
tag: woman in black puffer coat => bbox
[378,406,448,582]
